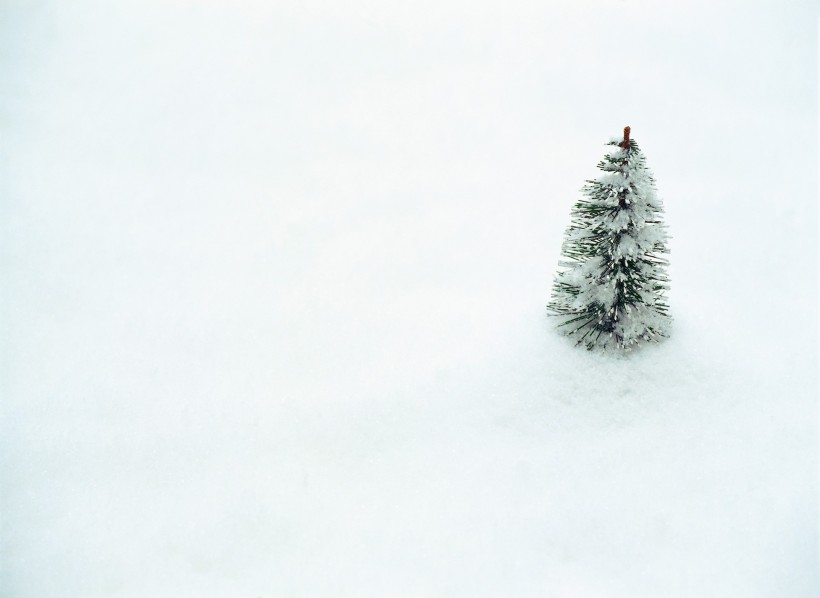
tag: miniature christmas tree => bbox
[547,126,670,350]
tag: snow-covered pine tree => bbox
[547,126,670,350]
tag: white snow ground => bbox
[1,1,817,596]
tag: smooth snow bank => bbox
[1,1,817,596]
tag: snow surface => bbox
[1,1,818,596]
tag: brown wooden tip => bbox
[622,126,631,149]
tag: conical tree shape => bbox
[548,127,671,350]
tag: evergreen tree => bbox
[548,126,671,350]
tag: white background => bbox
[2,1,817,596]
